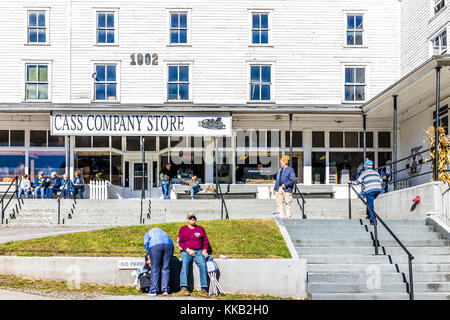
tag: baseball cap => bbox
[364,160,373,168]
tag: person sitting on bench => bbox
[178,174,200,199]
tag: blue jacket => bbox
[48,177,61,189]
[274,166,296,193]
[143,228,174,252]
[34,177,47,189]
[61,179,73,190]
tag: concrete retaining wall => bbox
[375,182,443,220]
[0,256,307,299]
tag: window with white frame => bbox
[167,65,189,101]
[250,65,272,101]
[25,64,48,100]
[96,11,115,44]
[346,14,363,46]
[94,64,117,101]
[435,0,445,14]
[170,12,188,44]
[251,13,269,44]
[344,67,366,102]
[27,11,47,43]
[433,29,447,54]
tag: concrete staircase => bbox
[2,198,366,227]
[285,219,450,300]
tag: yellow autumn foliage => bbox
[424,126,450,183]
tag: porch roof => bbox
[362,55,450,119]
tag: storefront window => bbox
[359,132,373,148]
[29,151,65,180]
[48,134,64,147]
[144,137,157,151]
[213,151,232,184]
[93,136,109,148]
[126,136,140,151]
[312,152,326,184]
[75,151,110,183]
[75,136,91,148]
[330,132,344,148]
[378,132,391,148]
[30,130,47,147]
[112,136,122,150]
[10,131,25,147]
[285,131,301,148]
[111,153,123,186]
[329,152,374,184]
[235,152,278,183]
[0,151,25,182]
[0,131,8,146]
[312,131,324,147]
[345,132,358,148]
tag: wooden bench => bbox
[173,184,258,199]
[293,185,335,199]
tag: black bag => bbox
[139,270,152,293]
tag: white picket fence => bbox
[89,180,109,199]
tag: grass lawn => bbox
[0,274,299,300]
[0,219,290,259]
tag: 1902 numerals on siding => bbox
[130,53,158,66]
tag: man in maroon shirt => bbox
[177,212,210,296]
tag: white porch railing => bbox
[89,180,109,199]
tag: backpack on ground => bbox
[138,270,151,293]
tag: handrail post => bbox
[57,197,61,225]
[373,213,379,255]
[15,177,21,210]
[302,198,305,219]
[409,255,414,300]
[348,183,352,219]
[1,200,3,224]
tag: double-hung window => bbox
[168,65,189,101]
[344,67,366,102]
[250,65,271,101]
[94,64,117,101]
[252,13,269,44]
[170,12,188,44]
[435,0,445,14]
[346,14,363,46]
[97,12,115,44]
[25,64,48,101]
[433,30,447,54]
[28,11,46,43]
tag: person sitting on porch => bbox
[178,174,200,199]
[33,171,47,199]
[348,159,383,225]
[159,163,171,200]
[60,174,74,199]
[18,174,31,199]
[73,170,85,199]
[46,172,61,199]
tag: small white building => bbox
[0,0,445,198]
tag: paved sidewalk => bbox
[0,226,105,243]
[0,289,55,300]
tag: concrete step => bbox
[289,232,439,240]
[297,246,450,256]
[285,219,426,225]
[413,293,450,300]
[414,282,450,292]
[308,282,407,293]
[307,264,398,273]
[287,225,433,233]
[396,264,450,273]
[388,254,450,264]
[304,255,391,264]
[310,292,409,300]
[308,272,450,283]
[294,239,450,247]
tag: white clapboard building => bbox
[0,0,446,198]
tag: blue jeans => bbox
[189,185,200,198]
[180,250,208,290]
[149,244,174,294]
[18,188,31,199]
[382,181,390,194]
[161,182,170,199]
[34,187,45,199]
[366,191,381,223]
[61,189,74,199]
[46,187,58,199]
[73,187,83,199]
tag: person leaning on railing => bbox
[60,174,74,199]
[348,160,383,225]
[73,170,85,199]
[18,174,31,199]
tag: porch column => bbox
[303,129,312,184]
[289,114,293,165]
[393,95,398,190]
[362,114,367,161]
[435,66,442,181]
[204,138,214,184]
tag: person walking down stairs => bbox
[348,159,383,225]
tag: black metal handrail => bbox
[348,183,415,300]
[56,179,77,225]
[0,176,22,224]
[217,183,229,220]
[293,184,306,219]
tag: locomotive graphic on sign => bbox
[198,117,226,130]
